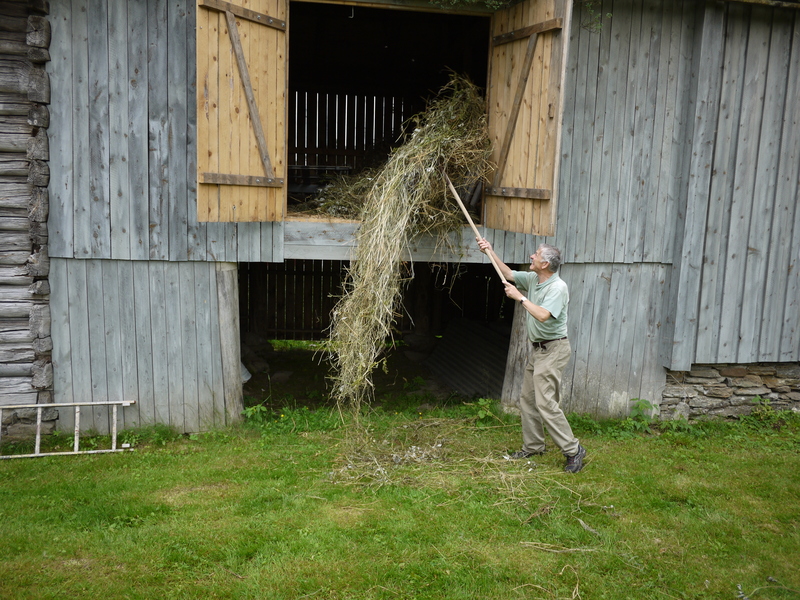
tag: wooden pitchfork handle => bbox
[444,173,508,284]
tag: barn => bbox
[1,0,798,438]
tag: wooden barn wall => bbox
[498,0,800,412]
[49,257,231,433]
[496,0,701,411]
[46,0,283,263]
[0,0,54,417]
[670,1,800,370]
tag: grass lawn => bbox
[1,399,798,600]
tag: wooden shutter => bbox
[484,0,572,235]
[197,0,287,222]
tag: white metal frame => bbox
[0,401,135,459]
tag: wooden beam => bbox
[201,172,283,187]
[492,18,562,47]
[485,186,551,200]
[200,0,286,30]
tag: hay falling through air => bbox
[326,75,493,413]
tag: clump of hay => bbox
[326,74,493,413]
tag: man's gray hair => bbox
[538,244,562,272]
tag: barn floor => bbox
[242,338,455,413]
[241,319,511,412]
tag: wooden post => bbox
[216,262,243,424]
[500,300,528,414]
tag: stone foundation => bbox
[660,363,800,420]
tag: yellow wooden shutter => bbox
[197,0,287,222]
[484,0,572,235]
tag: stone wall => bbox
[660,363,800,420]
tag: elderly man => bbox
[478,239,586,473]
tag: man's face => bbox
[530,248,550,273]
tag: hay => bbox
[324,74,493,412]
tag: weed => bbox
[245,405,340,435]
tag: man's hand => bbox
[503,281,524,302]
[477,238,492,254]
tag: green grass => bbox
[1,402,799,600]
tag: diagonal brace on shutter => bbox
[488,18,562,199]
[200,1,284,188]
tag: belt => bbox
[531,337,567,349]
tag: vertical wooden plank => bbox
[585,0,613,262]
[148,261,170,425]
[128,0,151,260]
[169,0,190,261]
[772,15,800,360]
[670,0,726,371]
[615,0,649,263]
[133,261,156,425]
[180,263,200,432]
[71,0,92,258]
[620,265,647,406]
[50,259,74,430]
[648,0,686,263]
[565,0,592,261]
[718,7,770,362]
[186,0,206,260]
[638,1,665,263]
[599,1,632,263]
[209,262,226,426]
[662,0,702,265]
[87,0,111,258]
[195,262,215,430]
[109,0,131,260]
[694,6,748,362]
[67,261,92,416]
[149,0,170,258]
[596,264,626,416]
[560,262,583,413]
[101,261,124,432]
[206,223,225,261]
[639,264,668,404]
[552,4,579,256]
[164,262,185,430]
[626,0,660,263]
[217,262,243,423]
[117,261,140,429]
[86,260,109,432]
[217,9,234,222]
[197,3,216,222]
[47,0,74,258]
[741,10,791,362]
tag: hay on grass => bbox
[325,74,493,413]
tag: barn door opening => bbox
[286,1,491,214]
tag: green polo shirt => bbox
[512,270,569,343]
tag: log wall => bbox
[0,0,55,439]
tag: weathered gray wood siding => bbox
[49,257,231,433]
[670,1,800,370]
[498,0,701,414]
[46,0,284,263]
[499,0,800,415]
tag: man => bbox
[478,238,586,473]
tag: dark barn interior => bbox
[286,1,491,201]
[240,4,508,402]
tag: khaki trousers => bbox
[519,338,580,456]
